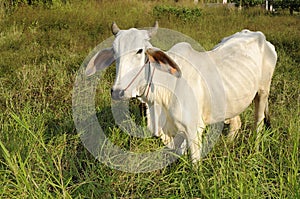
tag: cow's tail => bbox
[264,114,271,130]
[264,101,271,130]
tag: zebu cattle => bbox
[85,22,277,162]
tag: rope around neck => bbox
[122,59,155,99]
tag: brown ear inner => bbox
[146,49,181,76]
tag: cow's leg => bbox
[254,90,270,131]
[225,115,242,141]
[187,126,204,163]
[160,133,174,150]
[161,132,187,155]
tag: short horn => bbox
[111,22,120,35]
[153,21,158,29]
[148,21,158,38]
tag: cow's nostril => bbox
[111,89,125,100]
[119,90,124,98]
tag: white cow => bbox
[85,22,277,162]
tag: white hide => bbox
[86,25,277,162]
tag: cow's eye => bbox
[136,49,143,54]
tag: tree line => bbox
[232,0,299,14]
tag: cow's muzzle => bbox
[111,89,125,100]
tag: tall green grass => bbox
[0,0,299,198]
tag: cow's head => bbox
[85,22,181,100]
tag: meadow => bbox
[0,0,299,198]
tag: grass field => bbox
[0,0,299,198]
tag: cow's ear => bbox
[85,48,115,76]
[146,48,181,78]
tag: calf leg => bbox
[254,91,271,131]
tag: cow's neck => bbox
[140,82,173,110]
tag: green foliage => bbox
[232,0,300,14]
[2,0,67,10]
[273,0,300,14]
[0,0,299,198]
[153,5,201,21]
[232,0,264,7]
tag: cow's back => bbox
[211,30,275,117]
[168,30,274,120]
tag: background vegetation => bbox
[0,0,299,198]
